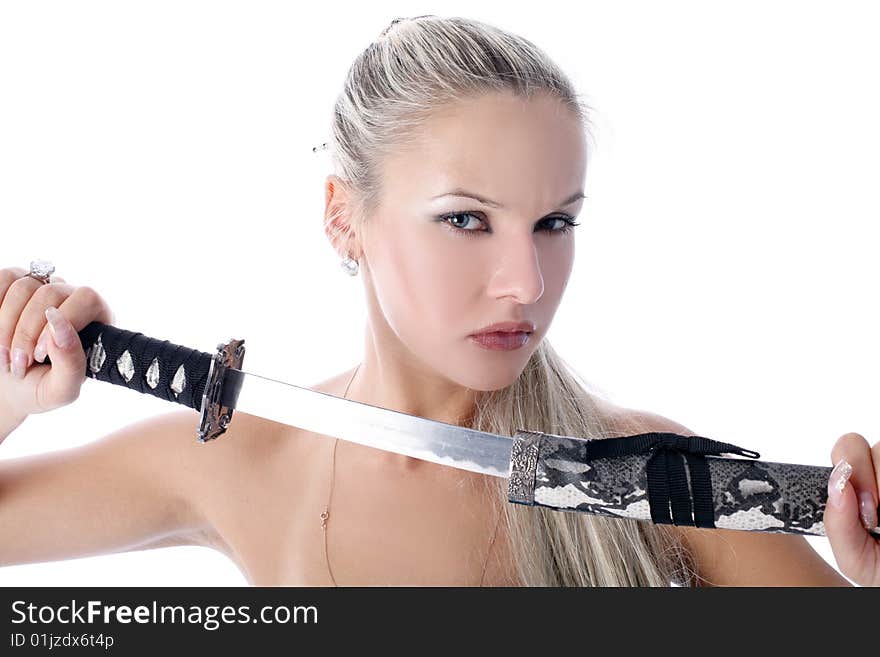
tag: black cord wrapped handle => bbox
[42,321,214,412]
[42,321,245,441]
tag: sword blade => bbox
[220,367,513,478]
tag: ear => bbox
[324,175,362,260]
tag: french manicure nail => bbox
[45,306,74,349]
[11,347,27,379]
[858,490,878,530]
[827,459,852,508]
[34,337,47,363]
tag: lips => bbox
[468,320,535,352]
[470,320,536,336]
[468,331,531,351]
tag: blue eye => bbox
[441,212,485,233]
[438,211,580,238]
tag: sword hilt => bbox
[41,321,245,443]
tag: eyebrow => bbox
[430,188,586,210]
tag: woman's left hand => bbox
[824,432,880,586]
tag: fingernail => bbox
[827,459,853,508]
[858,490,878,531]
[34,337,47,363]
[45,306,74,349]
[11,347,27,379]
[0,345,9,371]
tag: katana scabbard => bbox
[508,429,834,537]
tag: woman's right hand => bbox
[0,266,115,423]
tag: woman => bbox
[0,15,875,587]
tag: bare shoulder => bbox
[597,401,690,436]
[175,368,355,540]
[609,404,850,586]
[130,406,296,551]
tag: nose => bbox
[487,234,545,304]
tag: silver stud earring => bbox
[341,254,359,276]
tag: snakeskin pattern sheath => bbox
[508,429,835,537]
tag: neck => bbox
[343,323,479,467]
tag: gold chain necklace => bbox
[321,363,501,586]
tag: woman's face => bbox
[359,90,587,392]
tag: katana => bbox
[43,321,874,540]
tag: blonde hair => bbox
[325,15,699,586]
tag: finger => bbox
[10,282,75,372]
[27,283,78,364]
[830,433,879,531]
[873,439,880,518]
[0,268,27,370]
[34,326,49,363]
[825,458,880,586]
[41,286,114,360]
[0,276,45,376]
[36,306,87,410]
[63,285,115,329]
[34,285,75,363]
[33,277,70,362]
[0,267,29,304]
[35,285,115,367]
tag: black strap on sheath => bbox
[582,432,761,528]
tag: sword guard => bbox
[197,337,246,442]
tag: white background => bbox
[1,1,878,585]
